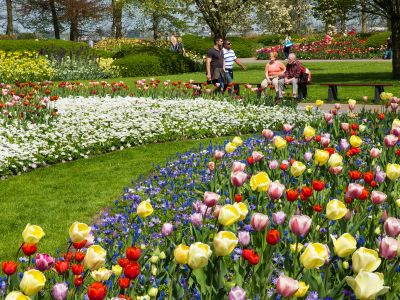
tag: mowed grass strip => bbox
[0,137,232,259]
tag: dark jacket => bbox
[284,60,303,79]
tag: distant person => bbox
[284,32,293,59]
[170,32,177,51]
[324,34,332,44]
[223,40,246,93]
[88,39,94,48]
[206,36,226,92]
[384,36,392,59]
[278,53,303,99]
[261,51,285,99]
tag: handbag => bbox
[285,40,293,47]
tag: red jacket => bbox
[284,60,303,79]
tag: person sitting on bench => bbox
[279,53,303,99]
[261,51,285,99]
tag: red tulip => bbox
[118,277,130,289]
[358,188,369,200]
[63,252,73,261]
[126,247,141,261]
[349,170,362,180]
[301,186,313,198]
[2,261,17,276]
[280,163,288,171]
[312,180,325,191]
[55,260,70,274]
[313,204,322,212]
[87,282,107,300]
[22,243,37,256]
[242,249,253,261]
[73,239,87,250]
[363,171,374,183]
[72,264,84,276]
[247,252,260,265]
[75,251,85,262]
[124,262,140,280]
[234,194,243,203]
[266,229,280,245]
[118,258,130,268]
[247,156,255,165]
[74,275,83,287]
[286,189,298,202]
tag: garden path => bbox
[240,58,391,63]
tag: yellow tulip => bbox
[290,161,306,177]
[218,204,241,226]
[331,233,357,257]
[343,261,349,269]
[137,200,154,218]
[314,149,329,166]
[250,171,271,192]
[112,265,123,277]
[386,163,400,181]
[83,245,107,271]
[225,142,237,154]
[303,125,315,138]
[5,292,31,300]
[345,271,389,299]
[392,118,400,129]
[293,281,309,297]
[174,244,190,264]
[300,243,329,269]
[328,153,343,167]
[69,222,91,243]
[349,135,362,148]
[231,136,243,147]
[19,269,46,296]
[326,199,347,220]
[348,99,357,106]
[359,124,366,132]
[22,224,45,244]
[352,247,381,274]
[315,99,324,107]
[274,136,287,150]
[187,242,212,269]
[148,287,159,297]
[305,105,314,111]
[91,267,113,281]
[213,231,238,256]
[290,243,304,253]
[233,202,248,221]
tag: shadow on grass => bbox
[313,72,396,83]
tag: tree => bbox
[313,0,357,33]
[111,0,124,38]
[365,0,400,78]
[6,0,13,35]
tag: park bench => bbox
[320,83,393,102]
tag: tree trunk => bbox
[112,0,123,38]
[392,18,400,79]
[6,0,13,35]
[360,0,367,33]
[69,18,79,41]
[49,0,60,39]
[151,13,160,40]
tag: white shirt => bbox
[223,48,237,70]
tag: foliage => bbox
[94,38,152,52]
[0,34,17,40]
[364,31,392,49]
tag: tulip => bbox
[208,161,215,171]
[250,172,271,192]
[345,271,389,299]
[22,224,45,244]
[228,286,246,300]
[331,233,357,257]
[266,229,280,245]
[112,265,122,277]
[283,124,293,132]
[329,166,343,175]
[321,136,330,147]
[214,150,224,160]
[124,262,140,280]
[359,124,366,132]
[2,261,17,276]
[303,125,315,138]
[393,118,400,129]
[341,122,349,131]
[52,283,68,300]
[349,135,362,148]
[231,171,247,187]
[339,138,349,151]
[276,275,299,297]
[346,183,364,199]
[348,99,356,110]
[326,199,347,220]
[371,190,387,205]
[87,282,107,300]
[290,243,304,253]
[238,231,250,246]
[35,253,55,271]
[294,281,309,298]
[334,103,341,110]
[137,200,153,218]
[83,245,107,271]
[126,246,141,261]
[91,267,113,281]
[251,213,269,231]
[231,136,243,147]
[161,223,174,236]
[290,161,306,177]
[289,215,312,236]
[262,129,274,139]
[252,151,264,162]
[232,161,246,172]
[174,244,189,264]
[370,148,381,158]
[190,213,203,227]
[203,191,220,207]
[268,180,285,200]
[384,134,398,147]
[300,243,329,269]
[20,269,46,296]
[233,202,248,221]
[304,152,312,161]
[269,160,279,169]
[315,99,324,107]
[69,222,91,243]
[386,163,400,180]
[384,217,400,237]
[272,211,286,225]
[225,142,237,154]
[393,127,400,137]
[213,231,238,256]
[314,149,329,166]
[328,153,343,167]
[352,247,381,273]
[379,237,398,260]
[5,292,31,300]
[273,136,287,150]
[213,205,221,218]
[188,242,212,269]
[218,204,241,226]
[324,113,333,122]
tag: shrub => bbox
[364,31,391,49]
[17,33,37,40]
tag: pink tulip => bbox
[268,181,285,200]
[334,103,341,110]
[272,211,286,225]
[238,231,250,247]
[348,102,356,111]
[289,215,312,237]
[35,253,55,271]
[384,134,398,148]
[232,161,246,173]
[269,160,279,170]
[162,223,174,236]
[1,89,8,96]
[329,166,343,175]
[321,136,331,147]
[371,190,387,205]
[381,210,388,222]
[283,124,294,133]
[276,275,299,297]
[213,205,221,218]
[379,237,398,260]
[208,161,215,171]
[231,171,247,187]
[384,217,400,237]
[228,286,246,300]
[324,113,333,122]
[52,283,68,300]
[252,151,264,162]
[346,183,364,199]
[339,138,349,151]
[375,166,386,183]
[214,150,225,160]
[304,152,312,161]
[190,213,203,227]
[203,191,221,207]
[393,127,400,137]
[345,209,352,221]
[341,123,349,132]
[251,213,269,231]
[262,129,274,139]
[370,148,382,158]
[391,102,398,111]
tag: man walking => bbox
[206,36,225,92]
[223,39,246,93]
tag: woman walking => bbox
[284,32,293,60]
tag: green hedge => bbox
[364,32,391,48]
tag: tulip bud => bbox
[238,231,250,247]
[289,215,311,236]
[379,237,398,260]
[190,213,203,227]
[262,129,274,139]
[272,211,286,225]
[251,213,269,231]
[161,223,174,236]
[228,286,246,300]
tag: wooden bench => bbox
[320,83,393,102]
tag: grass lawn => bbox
[0,136,236,260]
[84,61,399,102]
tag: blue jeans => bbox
[384,49,392,59]
[225,69,233,94]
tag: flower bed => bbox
[1,101,400,299]
[0,96,316,176]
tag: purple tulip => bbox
[304,152,312,161]
[35,253,55,271]
[238,231,250,247]
[52,283,68,300]
[340,138,349,151]
[272,211,286,225]
[375,166,386,183]
[190,213,203,227]
[161,223,174,236]
[269,160,279,170]
[228,286,246,300]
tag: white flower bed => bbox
[0,96,317,176]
